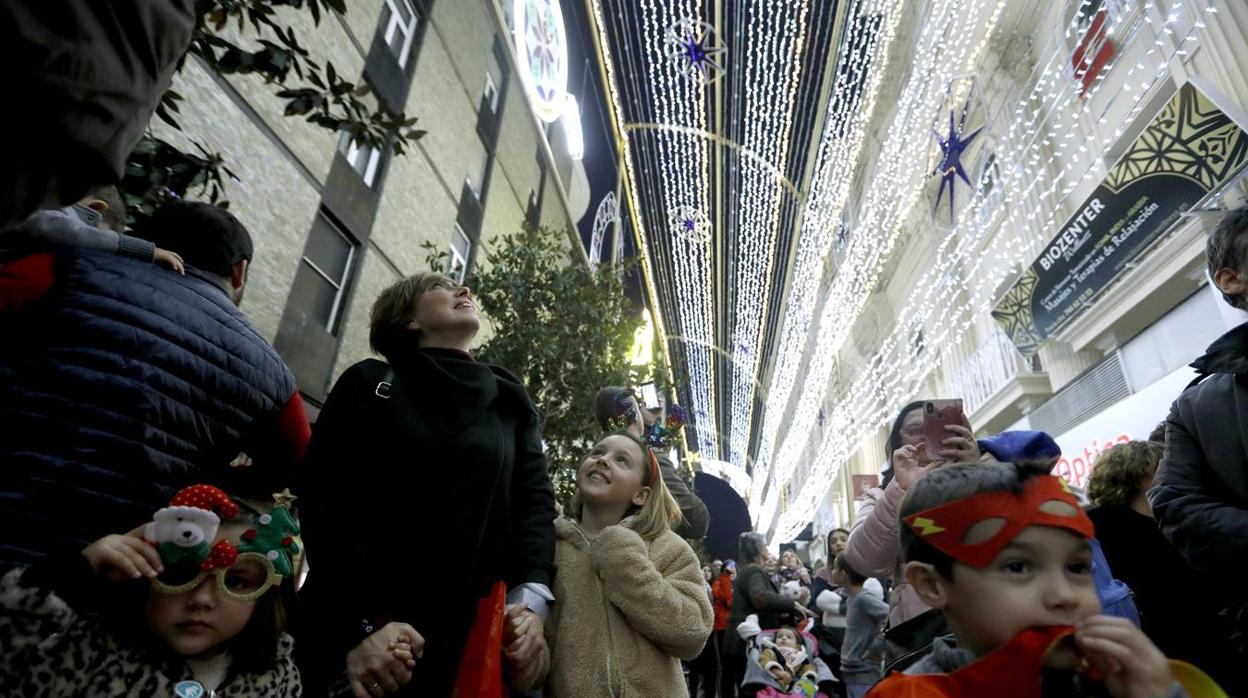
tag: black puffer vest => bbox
[0,249,295,566]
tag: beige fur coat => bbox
[545,517,713,697]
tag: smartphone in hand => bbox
[923,399,965,458]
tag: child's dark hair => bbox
[898,460,1055,579]
[738,531,768,565]
[832,554,867,586]
[774,625,800,642]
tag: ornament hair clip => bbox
[643,403,687,450]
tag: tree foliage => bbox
[124,0,426,223]
[426,225,665,508]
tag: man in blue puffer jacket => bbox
[0,201,310,568]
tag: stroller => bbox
[737,615,838,698]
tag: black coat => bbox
[1149,322,1248,575]
[723,563,796,657]
[1086,504,1234,683]
[296,346,556,696]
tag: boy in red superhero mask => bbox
[868,461,1224,698]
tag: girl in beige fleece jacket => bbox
[545,432,714,697]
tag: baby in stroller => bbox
[737,615,836,698]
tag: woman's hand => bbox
[1075,616,1174,698]
[82,531,163,582]
[793,601,815,618]
[892,444,941,491]
[502,604,548,690]
[347,622,423,698]
[935,423,979,464]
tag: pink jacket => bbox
[843,482,930,628]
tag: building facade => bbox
[152,0,591,411]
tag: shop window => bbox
[379,0,419,68]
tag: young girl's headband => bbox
[902,475,1093,568]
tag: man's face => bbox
[934,525,1100,666]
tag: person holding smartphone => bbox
[842,400,980,669]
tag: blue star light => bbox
[686,35,708,66]
[665,19,725,84]
[932,106,982,222]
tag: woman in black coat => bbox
[721,532,814,698]
[1087,440,1236,692]
[296,272,556,697]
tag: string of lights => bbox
[770,1,1203,540]
[758,0,1002,513]
[727,0,812,473]
[749,0,908,518]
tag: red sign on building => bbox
[1072,7,1116,97]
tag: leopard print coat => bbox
[0,568,301,697]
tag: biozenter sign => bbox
[993,83,1248,357]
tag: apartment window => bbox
[464,138,489,199]
[449,225,471,282]
[483,74,499,114]
[295,214,357,334]
[338,132,383,188]
[379,0,419,67]
[483,53,504,114]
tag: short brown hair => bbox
[1207,206,1248,309]
[369,272,454,359]
[1087,441,1162,508]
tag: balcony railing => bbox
[948,329,1043,416]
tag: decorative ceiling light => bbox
[932,101,982,222]
[726,0,812,476]
[513,0,569,123]
[768,1,1192,541]
[562,94,585,160]
[589,192,619,267]
[670,205,713,244]
[749,0,907,517]
[757,0,994,513]
[664,17,727,84]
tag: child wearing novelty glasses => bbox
[0,485,317,698]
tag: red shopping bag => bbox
[451,580,507,698]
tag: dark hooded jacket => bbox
[1149,321,1248,575]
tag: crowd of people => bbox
[0,3,1246,696]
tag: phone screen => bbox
[923,399,965,458]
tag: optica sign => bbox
[1050,364,1197,488]
[1053,434,1131,488]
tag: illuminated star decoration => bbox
[670,206,712,243]
[664,18,726,84]
[931,104,982,222]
